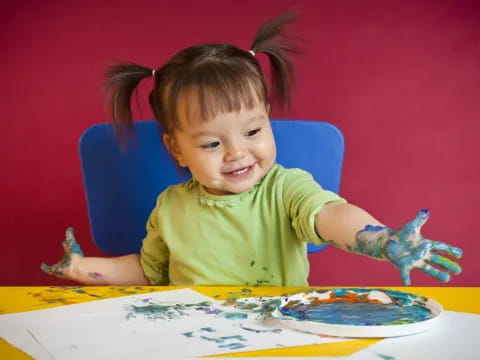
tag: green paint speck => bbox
[201,327,216,332]
[224,312,248,320]
[376,353,395,360]
[71,289,87,294]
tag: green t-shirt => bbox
[140,164,345,286]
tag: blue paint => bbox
[364,225,387,232]
[198,307,223,315]
[354,209,463,285]
[240,325,282,334]
[200,335,223,343]
[71,289,87,294]
[200,327,216,332]
[125,301,214,321]
[40,227,84,277]
[218,343,247,350]
[221,335,246,341]
[376,353,396,360]
[280,301,431,325]
[279,289,433,326]
[224,312,248,320]
[188,330,247,350]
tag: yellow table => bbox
[1,286,479,359]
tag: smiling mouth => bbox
[223,164,255,176]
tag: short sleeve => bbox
[282,168,346,244]
[140,197,170,285]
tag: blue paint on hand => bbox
[355,209,463,285]
[40,227,85,278]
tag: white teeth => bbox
[232,167,249,174]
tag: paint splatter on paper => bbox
[125,300,214,321]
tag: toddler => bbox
[41,13,462,287]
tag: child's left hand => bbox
[355,209,463,285]
[40,227,84,279]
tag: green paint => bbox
[240,325,282,334]
[229,296,282,317]
[71,289,87,294]
[126,301,213,321]
[226,288,252,297]
[250,260,255,266]
[376,353,395,360]
[224,312,248,319]
[200,327,216,332]
[219,343,246,350]
[118,288,139,295]
[254,279,270,286]
[221,335,246,341]
[200,335,223,343]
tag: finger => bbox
[400,268,412,286]
[429,254,462,275]
[430,242,463,259]
[63,227,75,250]
[66,227,75,241]
[40,262,65,276]
[62,227,84,256]
[409,209,430,234]
[419,263,451,282]
[40,262,53,274]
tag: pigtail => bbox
[250,12,300,110]
[104,62,153,142]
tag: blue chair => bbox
[79,120,344,255]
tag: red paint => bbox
[1,0,479,285]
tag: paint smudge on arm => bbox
[87,272,102,279]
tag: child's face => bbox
[169,100,276,195]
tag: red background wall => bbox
[1,0,479,286]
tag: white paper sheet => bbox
[0,288,345,360]
[349,311,480,360]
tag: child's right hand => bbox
[40,227,84,280]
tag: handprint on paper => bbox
[353,209,463,285]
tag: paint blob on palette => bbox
[271,288,443,338]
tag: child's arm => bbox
[315,202,463,285]
[41,227,149,285]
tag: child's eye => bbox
[246,128,261,137]
[200,141,220,149]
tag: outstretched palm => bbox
[356,209,462,285]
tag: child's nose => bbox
[224,143,246,162]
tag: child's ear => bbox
[162,133,187,167]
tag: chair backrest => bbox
[79,119,344,255]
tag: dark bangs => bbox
[153,45,269,134]
[107,13,297,142]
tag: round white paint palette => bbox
[270,288,442,338]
